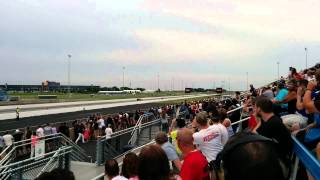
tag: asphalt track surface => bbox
[0,102,162,132]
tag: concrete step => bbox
[70,161,104,180]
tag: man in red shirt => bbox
[177,128,210,180]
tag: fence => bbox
[95,113,161,165]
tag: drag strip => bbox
[0,102,161,132]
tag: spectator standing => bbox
[75,123,85,144]
[3,131,14,147]
[0,134,5,152]
[105,159,128,180]
[58,123,69,137]
[25,127,32,140]
[30,131,38,158]
[177,128,210,180]
[13,129,23,142]
[170,118,186,156]
[105,124,113,139]
[192,112,224,163]
[43,123,53,136]
[138,145,171,180]
[155,132,182,171]
[36,126,44,137]
[122,153,139,180]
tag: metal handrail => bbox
[0,146,72,171]
[227,105,243,114]
[0,133,91,166]
[98,119,161,143]
[37,147,63,177]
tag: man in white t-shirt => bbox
[3,131,14,147]
[98,116,106,136]
[105,124,113,139]
[192,112,224,162]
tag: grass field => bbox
[1,91,212,105]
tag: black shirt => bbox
[287,98,297,114]
[257,115,293,158]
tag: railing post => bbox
[96,139,103,166]
[64,153,70,170]
[58,154,64,169]
[290,156,299,180]
[149,125,152,140]
[135,127,139,146]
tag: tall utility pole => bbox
[246,72,249,91]
[122,66,125,88]
[157,73,160,90]
[305,47,308,69]
[277,61,280,80]
[67,54,72,98]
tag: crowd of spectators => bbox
[6,63,320,180]
[102,63,320,180]
[0,106,176,159]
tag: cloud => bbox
[100,28,279,64]
[141,0,320,42]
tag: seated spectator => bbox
[35,168,75,180]
[272,83,289,116]
[192,111,225,163]
[282,80,298,114]
[138,144,171,180]
[122,152,138,180]
[254,96,292,168]
[217,132,286,180]
[177,128,210,180]
[155,131,182,171]
[105,159,128,180]
[262,86,274,100]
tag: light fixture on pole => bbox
[246,72,248,91]
[277,61,280,80]
[157,73,160,91]
[305,47,308,69]
[122,66,125,88]
[67,54,72,98]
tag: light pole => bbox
[305,47,308,69]
[122,66,125,88]
[157,73,160,91]
[277,61,280,80]
[67,54,72,98]
[246,72,248,91]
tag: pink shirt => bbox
[31,135,38,147]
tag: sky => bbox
[1,0,320,90]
